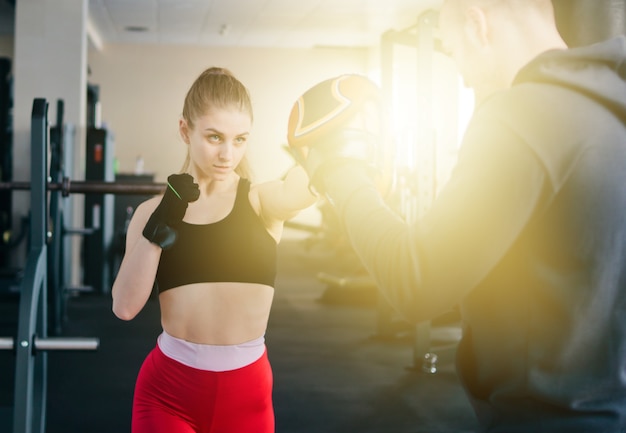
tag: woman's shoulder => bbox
[132,195,163,222]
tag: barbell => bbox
[0,178,166,196]
[0,336,99,352]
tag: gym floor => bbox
[0,237,479,433]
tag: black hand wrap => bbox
[142,173,200,250]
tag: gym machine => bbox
[310,10,462,374]
[0,99,100,433]
[47,99,66,336]
[0,97,170,433]
[1,121,164,337]
[379,9,461,374]
[0,56,20,293]
[83,82,115,294]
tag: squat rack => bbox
[0,99,100,433]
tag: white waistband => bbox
[157,330,265,372]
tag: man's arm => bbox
[286,75,548,322]
[324,119,547,322]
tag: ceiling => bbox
[1,0,441,49]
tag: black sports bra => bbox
[156,178,277,293]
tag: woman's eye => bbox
[207,134,221,143]
[235,136,247,145]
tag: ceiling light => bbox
[124,26,149,32]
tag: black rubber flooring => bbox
[0,238,479,432]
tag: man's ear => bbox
[179,118,190,144]
[464,6,490,49]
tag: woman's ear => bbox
[179,118,190,144]
[464,5,490,49]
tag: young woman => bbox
[111,67,316,433]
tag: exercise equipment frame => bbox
[0,99,100,433]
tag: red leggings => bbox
[132,344,274,433]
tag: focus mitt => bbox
[287,74,386,195]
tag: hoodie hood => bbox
[514,36,626,119]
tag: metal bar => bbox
[31,98,47,251]
[0,336,100,351]
[0,179,166,195]
[13,98,49,433]
[34,337,100,351]
[412,11,437,372]
[12,245,47,433]
[0,181,33,191]
[0,337,13,350]
[65,180,165,195]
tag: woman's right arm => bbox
[111,197,163,321]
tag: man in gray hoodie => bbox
[288,0,626,431]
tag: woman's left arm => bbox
[255,165,318,223]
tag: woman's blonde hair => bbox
[179,67,254,180]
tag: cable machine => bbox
[380,9,464,373]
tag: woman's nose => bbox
[218,142,233,160]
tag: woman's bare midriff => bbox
[159,282,275,345]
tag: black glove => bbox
[142,173,200,249]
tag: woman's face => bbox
[182,107,251,181]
